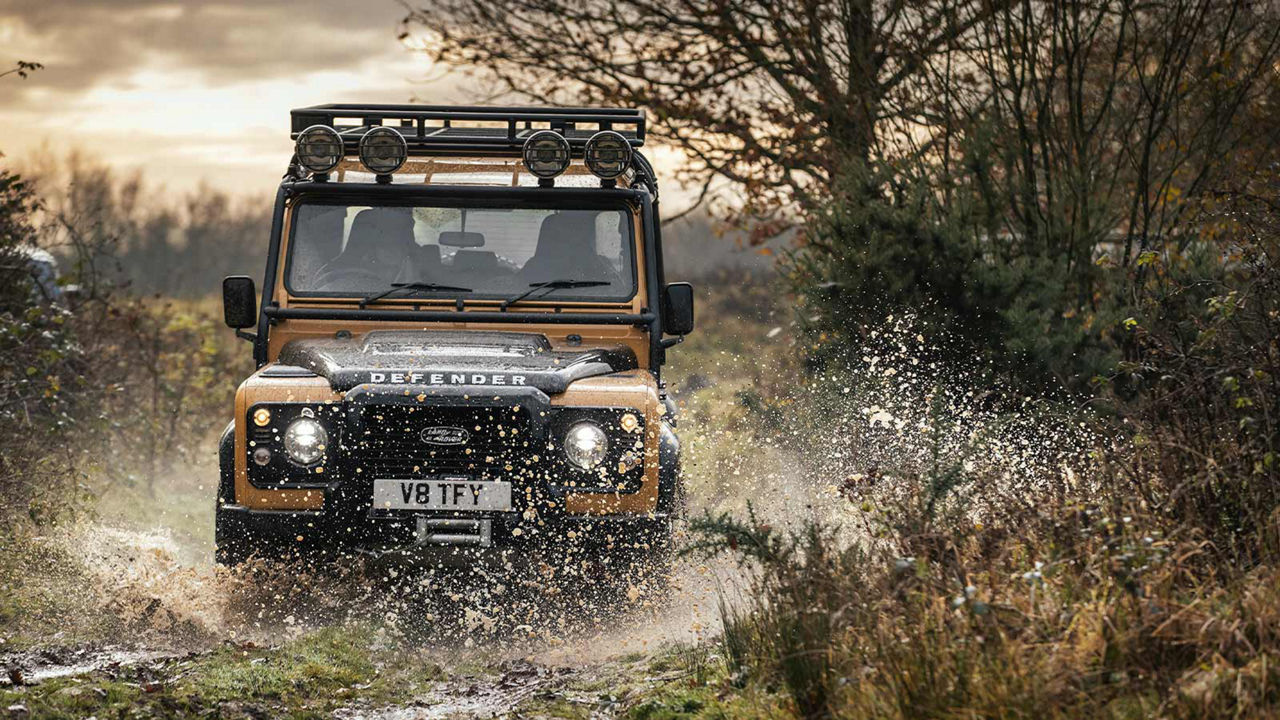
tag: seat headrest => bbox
[306,206,347,259]
[344,208,415,258]
[451,250,498,274]
[534,213,597,260]
[418,244,442,265]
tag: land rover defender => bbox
[216,105,693,571]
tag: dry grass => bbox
[692,478,1280,718]
[680,263,1280,719]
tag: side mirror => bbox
[222,276,258,329]
[663,282,695,336]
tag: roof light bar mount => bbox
[290,104,645,158]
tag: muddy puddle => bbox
[334,660,577,720]
[1,648,177,687]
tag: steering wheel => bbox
[313,266,386,290]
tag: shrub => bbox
[787,170,1128,394]
[1109,193,1280,563]
[691,241,1280,715]
[0,161,249,520]
[0,167,93,522]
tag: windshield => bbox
[285,202,637,302]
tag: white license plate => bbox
[372,478,513,512]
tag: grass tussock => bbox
[694,500,1280,719]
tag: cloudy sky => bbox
[0,0,470,196]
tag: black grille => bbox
[344,404,537,482]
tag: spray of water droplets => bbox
[10,313,1107,669]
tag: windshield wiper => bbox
[360,282,473,308]
[500,279,610,310]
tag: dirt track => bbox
[0,518,735,718]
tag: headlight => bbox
[358,126,408,175]
[283,418,328,465]
[563,421,608,469]
[583,130,632,180]
[522,130,571,179]
[295,125,344,174]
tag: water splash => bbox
[6,313,1102,673]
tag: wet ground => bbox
[0,520,737,719]
[0,643,696,719]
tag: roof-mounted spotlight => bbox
[522,130,571,186]
[358,127,408,180]
[295,125,344,176]
[584,131,632,184]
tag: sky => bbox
[0,0,472,197]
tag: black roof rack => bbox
[290,104,645,156]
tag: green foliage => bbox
[187,627,375,703]
[785,0,1280,395]
[789,166,1126,392]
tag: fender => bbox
[662,392,679,428]
[656,421,683,515]
[217,420,235,507]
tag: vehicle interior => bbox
[286,203,636,301]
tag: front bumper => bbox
[216,501,672,564]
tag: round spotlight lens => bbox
[295,125,344,174]
[358,127,408,175]
[564,421,608,469]
[252,447,272,466]
[283,418,328,466]
[252,407,272,427]
[583,131,633,179]
[522,130,571,179]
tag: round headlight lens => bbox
[564,421,609,469]
[583,130,632,179]
[358,126,408,175]
[295,125,344,174]
[283,418,328,465]
[522,130,571,179]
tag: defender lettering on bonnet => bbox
[367,372,527,386]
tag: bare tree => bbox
[968,0,1280,278]
[404,0,1000,231]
